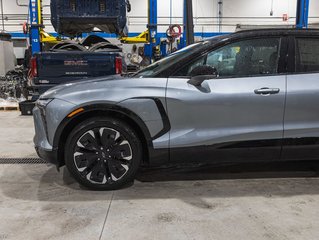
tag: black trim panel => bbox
[214,139,282,149]
[282,137,319,161]
[170,139,283,163]
[169,138,319,163]
[35,146,59,166]
[150,98,171,140]
[287,36,296,73]
[283,138,319,146]
[130,97,171,140]
[278,36,289,74]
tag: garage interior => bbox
[1,0,319,239]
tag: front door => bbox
[166,37,287,163]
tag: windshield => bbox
[134,41,212,78]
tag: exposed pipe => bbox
[6,14,315,20]
[270,0,274,16]
[217,0,223,32]
[0,0,4,31]
[3,14,319,22]
[169,0,172,25]
[3,23,311,28]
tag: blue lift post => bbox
[146,0,193,58]
[145,0,158,60]
[29,0,41,54]
[296,0,310,29]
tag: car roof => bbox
[234,28,319,36]
[205,28,319,43]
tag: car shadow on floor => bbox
[2,160,319,203]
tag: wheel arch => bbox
[53,104,154,168]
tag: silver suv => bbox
[33,29,319,190]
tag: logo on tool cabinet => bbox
[64,60,88,66]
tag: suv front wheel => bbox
[65,117,142,190]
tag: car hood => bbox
[41,75,168,105]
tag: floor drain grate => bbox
[0,158,47,164]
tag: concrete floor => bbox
[1,112,319,240]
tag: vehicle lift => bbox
[27,0,59,54]
[296,0,310,29]
[121,0,194,59]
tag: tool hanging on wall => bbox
[166,24,182,54]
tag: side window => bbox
[296,38,319,73]
[174,38,281,78]
[175,56,206,76]
[206,44,238,76]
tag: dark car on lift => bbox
[26,0,131,98]
[27,35,124,97]
[34,28,319,190]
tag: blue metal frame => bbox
[296,0,310,29]
[29,0,41,54]
[145,0,190,58]
[145,0,158,59]
[11,31,229,39]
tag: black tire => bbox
[65,117,142,190]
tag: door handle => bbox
[254,87,280,95]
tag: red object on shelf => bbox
[283,14,289,21]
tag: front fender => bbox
[53,100,170,167]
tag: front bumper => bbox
[33,98,76,167]
[35,146,59,166]
[33,105,59,166]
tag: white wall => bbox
[2,0,52,32]
[1,0,319,35]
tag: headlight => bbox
[36,99,53,109]
[35,99,53,138]
[36,99,53,117]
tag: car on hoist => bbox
[34,28,319,190]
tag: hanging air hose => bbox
[165,24,182,54]
[166,24,182,42]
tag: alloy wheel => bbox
[73,127,133,184]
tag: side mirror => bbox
[188,75,216,87]
[187,65,218,86]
